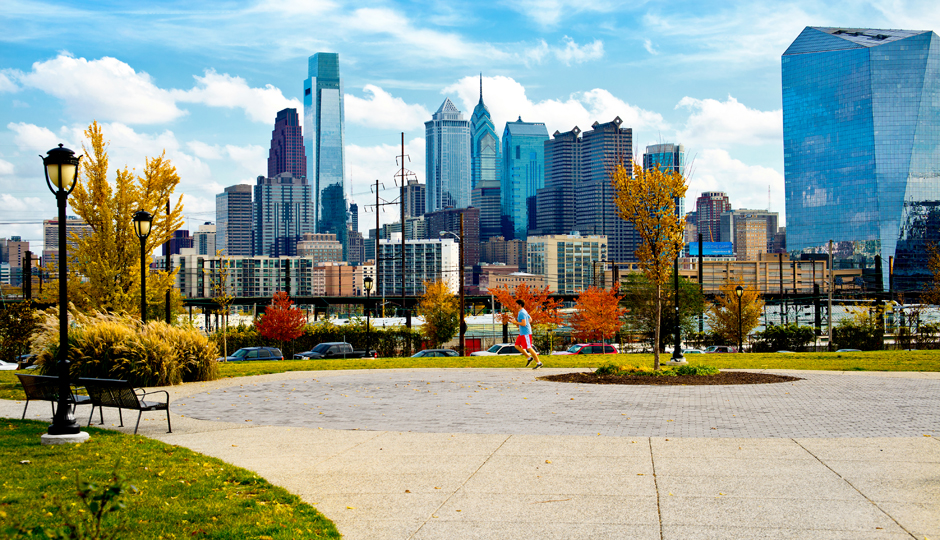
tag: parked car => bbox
[552,343,618,355]
[470,343,524,356]
[16,353,37,369]
[411,348,459,358]
[295,342,376,359]
[220,347,284,362]
[682,349,706,354]
[0,360,18,371]
[704,345,737,353]
[836,348,861,352]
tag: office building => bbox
[478,265,546,293]
[193,223,216,256]
[734,217,768,261]
[526,233,607,293]
[643,143,686,216]
[268,108,306,178]
[470,77,502,242]
[253,173,314,257]
[535,127,581,236]
[377,235,460,296]
[347,230,364,266]
[426,98,471,212]
[684,213,698,245]
[216,184,253,256]
[304,52,348,255]
[480,236,527,270]
[171,251,325,298]
[695,192,731,243]
[166,230,193,256]
[349,202,359,233]
[424,206,480,266]
[42,216,92,271]
[402,179,426,219]
[501,117,549,239]
[783,27,940,290]
[296,232,343,263]
[720,209,779,257]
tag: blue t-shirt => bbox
[517,308,532,336]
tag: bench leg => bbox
[21,400,28,420]
[166,408,172,433]
[117,407,123,427]
[134,410,142,435]
[87,406,95,427]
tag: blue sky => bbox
[2,0,938,250]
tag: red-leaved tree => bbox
[255,291,307,352]
[569,286,627,342]
[491,283,562,327]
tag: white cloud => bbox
[186,140,224,160]
[251,0,337,16]
[676,96,782,148]
[505,0,621,27]
[184,140,266,175]
[0,72,18,92]
[445,76,665,136]
[686,148,785,221]
[643,39,658,55]
[345,85,431,130]
[173,70,302,124]
[0,159,14,176]
[554,36,604,65]
[346,137,426,231]
[0,193,43,212]
[8,122,63,153]
[16,54,186,124]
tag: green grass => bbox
[0,420,340,539]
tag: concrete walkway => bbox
[4,368,938,539]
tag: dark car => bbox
[220,347,284,362]
[411,348,459,358]
[552,343,618,355]
[294,342,376,359]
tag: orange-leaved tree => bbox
[491,283,562,328]
[255,291,307,352]
[707,278,764,348]
[570,286,627,343]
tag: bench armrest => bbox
[137,389,170,403]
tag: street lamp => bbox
[735,285,744,352]
[363,276,373,338]
[440,223,465,356]
[41,143,84,441]
[133,210,153,323]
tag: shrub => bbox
[673,364,719,376]
[210,320,423,358]
[832,319,884,351]
[595,363,718,377]
[751,323,816,352]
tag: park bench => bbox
[16,373,91,420]
[77,378,172,435]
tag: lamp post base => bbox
[41,431,90,446]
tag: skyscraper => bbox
[536,127,581,236]
[426,98,471,213]
[470,76,502,242]
[501,117,549,240]
[695,192,731,243]
[268,108,306,178]
[783,27,940,290]
[643,143,686,216]
[216,184,253,256]
[304,52,348,257]
[253,173,314,257]
[402,179,426,219]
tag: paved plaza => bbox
[4,368,939,539]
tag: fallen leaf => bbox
[19,460,30,465]
[346,506,355,510]
[545,460,552,464]
[404,490,411,493]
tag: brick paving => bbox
[176,368,940,438]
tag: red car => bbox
[552,343,618,355]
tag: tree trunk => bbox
[654,283,662,370]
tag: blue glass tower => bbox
[501,117,549,240]
[783,27,940,291]
[426,98,471,213]
[470,76,502,242]
[304,52,348,258]
[643,143,686,217]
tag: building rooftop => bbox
[784,27,929,56]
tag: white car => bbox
[0,360,18,371]
[470,343,524,356]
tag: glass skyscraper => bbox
[643,143,686,217]
[470,77,502,242]
[783,27,940,291]
[501,117,549,240]
[426,98,471,213]
[253,173,314,257]
[304,52,348,258]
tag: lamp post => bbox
[670,243,685,363]
[735,285,744,352]
[41,143,84,441]
[440,222,465,356]
[133,210,153,323]
[363,276,373,339]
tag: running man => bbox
[508,299,542,369]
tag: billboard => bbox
[686,242,734,257]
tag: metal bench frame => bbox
[77,378,172,435]
[15,373,91,420]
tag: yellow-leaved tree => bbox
[65,121,185,317]
[611,161,687,369]
[416,280,459,349]
[707,278,764,348]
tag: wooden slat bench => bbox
[15,373,91,420]
[77,378,172,435]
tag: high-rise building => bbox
[402,179,426,219]
[695,192,731,243]
[42,216,92,271]
[526,233,607,293]
[480,236,527,270]
[470,76,502,242]
[296,232,343,263]
[304,52,348,257]
[575,118,634,262]
[193,223,216,256]
[216,184,253,256]
[720,209,779,255]
[783,27,940,291]
[501,117,549,240]
[253,173,314,257]
[166,230,193,256]
[268,108,306,178]
[347,230,364,266]
[378,235,460,296]
[536,127,581,236]
[734,217,768,261]
[424,206,481,266]
[349,202,359,233]
[426,98,471,213]
[643,143,686,216]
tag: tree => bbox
[621,271,705,351]
[255,292,307,352]
[569,286,626,343]
[611,161,687,369]
[205,251,235,357]
[416,280,459,348]
[924,243,940,307]
[0,301,39,362]
[490,283,562,328]
[707,278,764,348]
[64,121,185,316]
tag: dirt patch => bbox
[538,371,802,386]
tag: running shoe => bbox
[533,362,543,369]
[525,356,534,367]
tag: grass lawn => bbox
[0,420,339,539]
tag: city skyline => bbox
[2,1,938,250]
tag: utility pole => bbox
[459,212,466,356]
[165,200,172,324]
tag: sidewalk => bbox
[3,368,938,539]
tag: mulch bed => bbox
[538,371,803,386]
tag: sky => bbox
[2,0,939,251]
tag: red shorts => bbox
[515,334,533,350]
